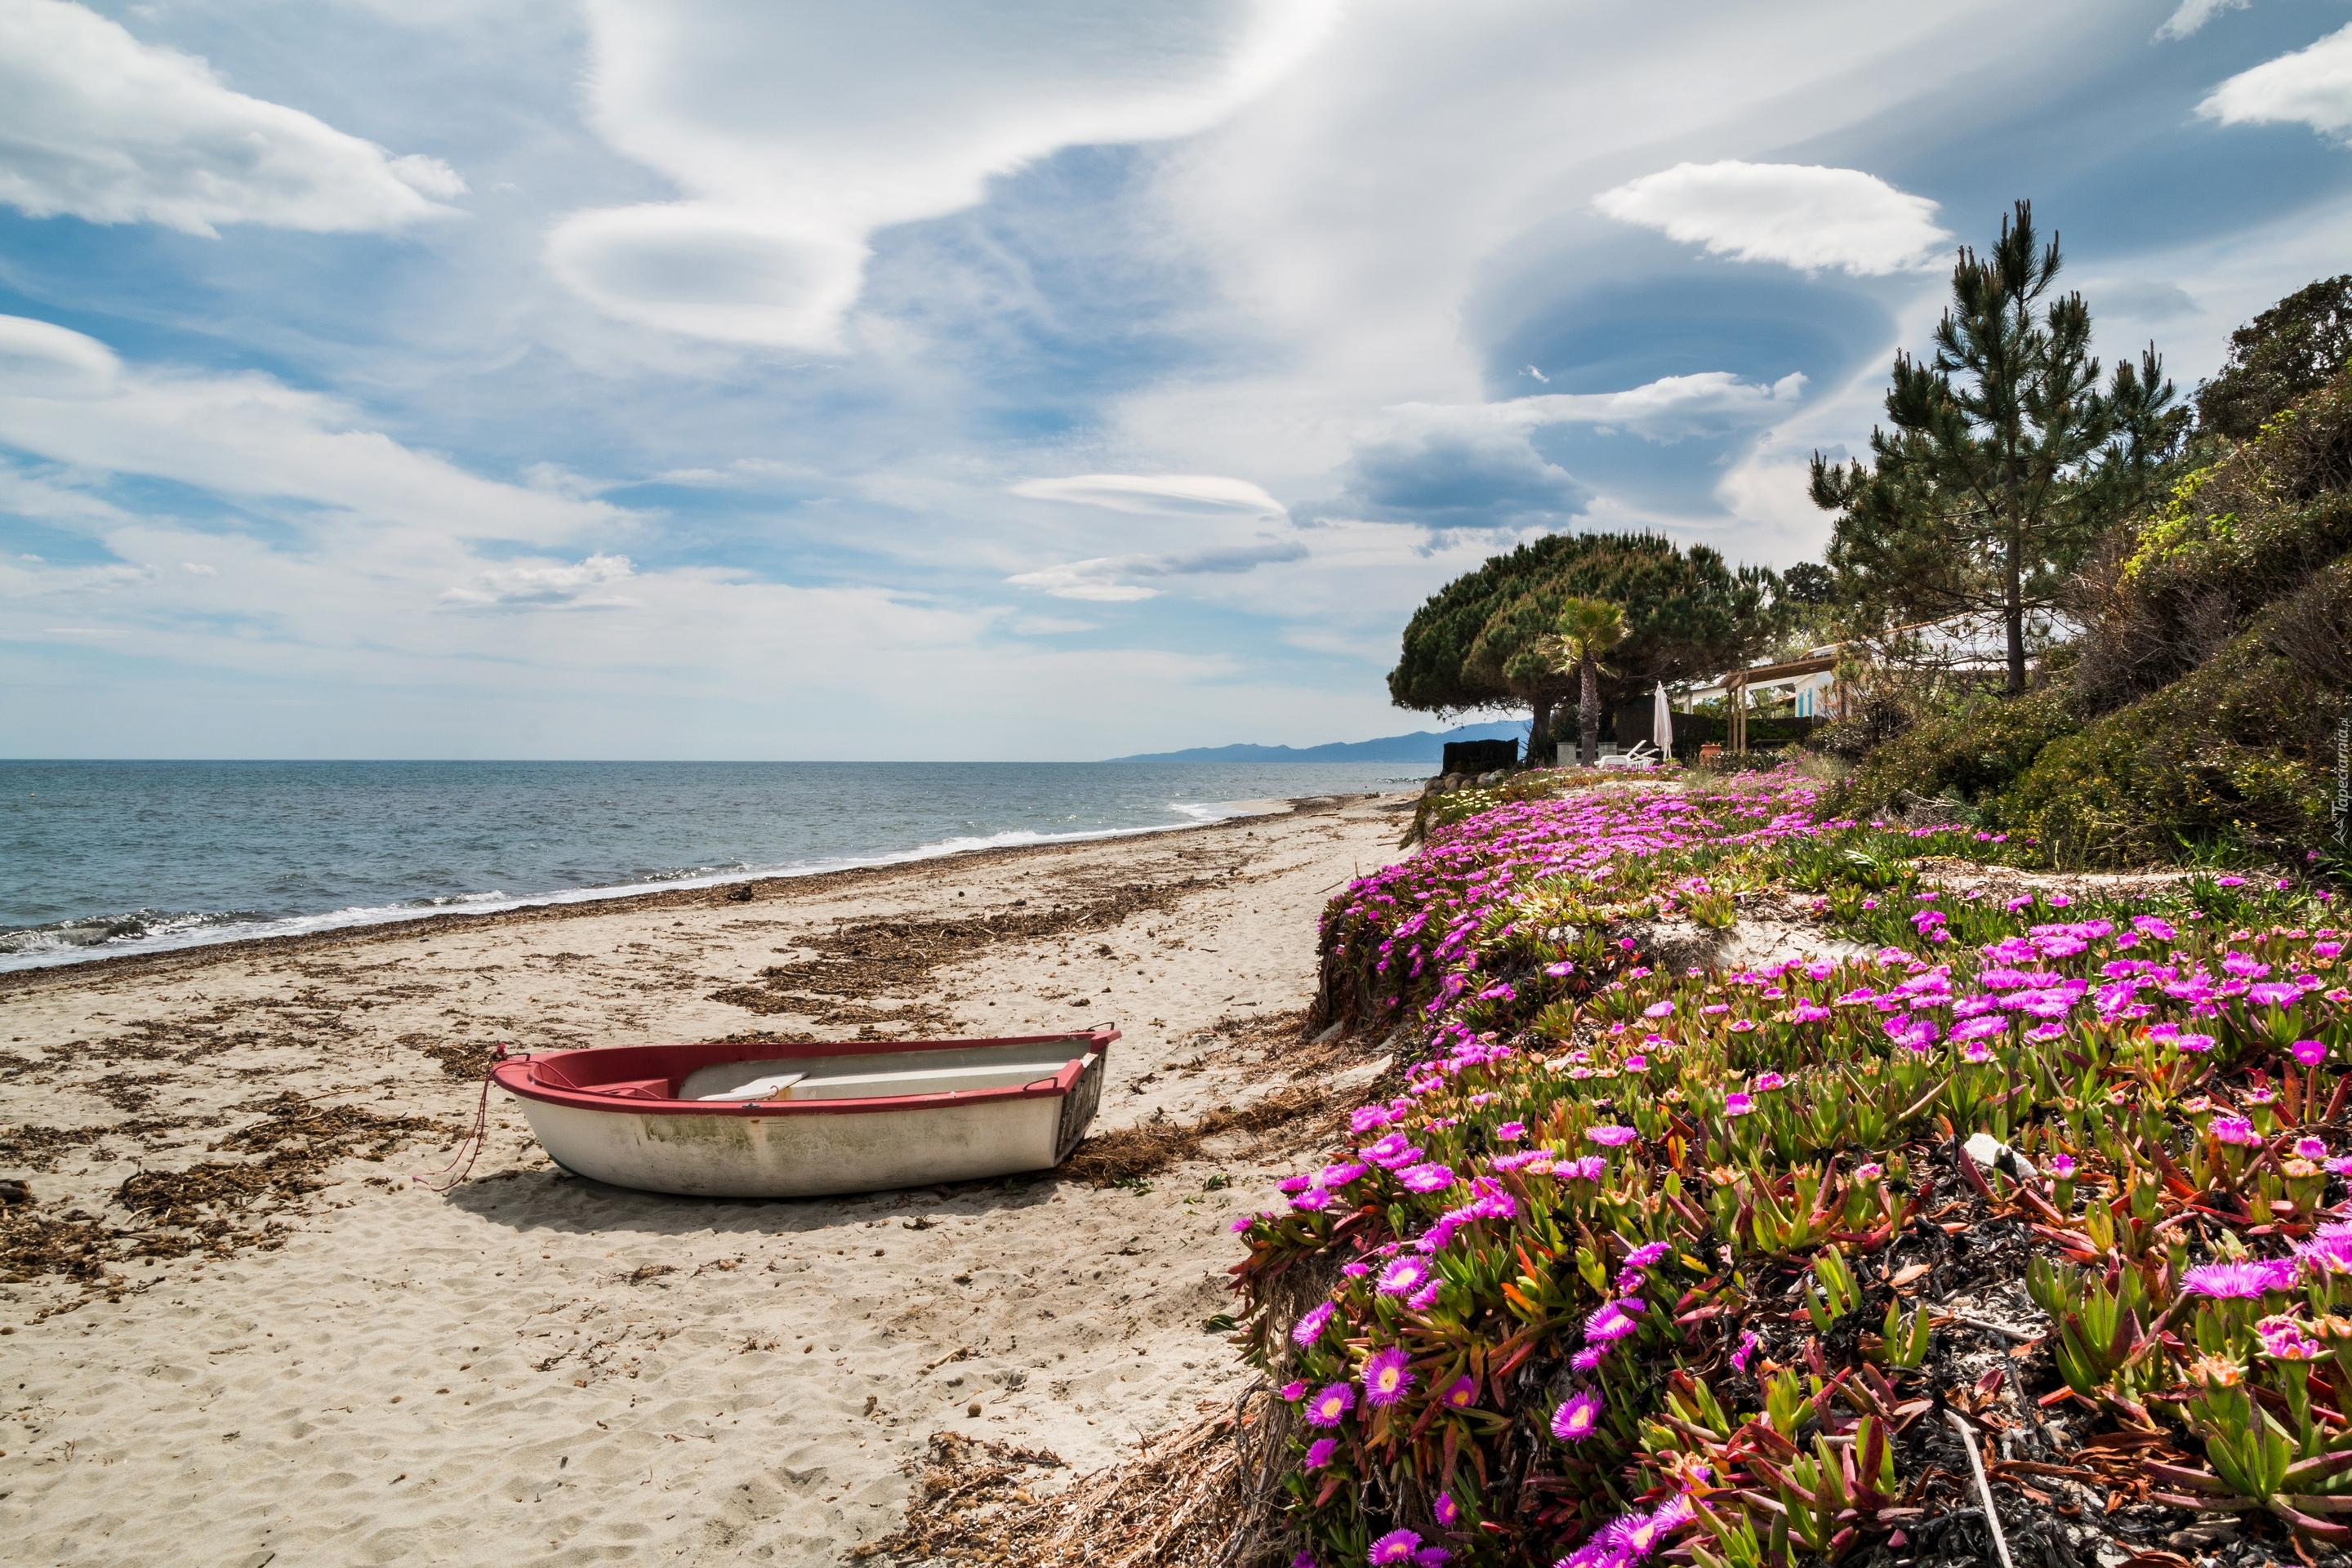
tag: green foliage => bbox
[1842,681,2079,811]
[1388,532,1772,750]
[2078,367,2352,715]
[2197,274,2352,442]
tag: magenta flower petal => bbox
[1550,1388,1604,1442]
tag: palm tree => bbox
[1553,598,1629,766]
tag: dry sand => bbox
[0,792,1417,1565]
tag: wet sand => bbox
[0,791,1414,1565]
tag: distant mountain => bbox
[1106,720,1526,764]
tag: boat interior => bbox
[531,1037,1100,1103]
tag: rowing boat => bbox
[488,1029,1113,1197]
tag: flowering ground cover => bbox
[1232,771,2350,1567]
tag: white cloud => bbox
[0,0,465,236]
[1594,161,1949,275]
[1391,372,1809,443]
[179,561,216,576]
[1008,538,1309,601]
[1006,612,1102,635]
[2156,0,2248,41]
[0,554,150,598]
[2199,22,2352,139]
[440,552,639,610]
[0,316,627,544]
[0,313,121,397]
[548,0,1337,349]
[1008,472,1287,518]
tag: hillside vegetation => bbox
[1819,276,2352,871]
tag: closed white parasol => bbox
[1653,681,1673,759]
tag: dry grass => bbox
[856,1394,1294,1568]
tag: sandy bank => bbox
[0,792,1414,1565]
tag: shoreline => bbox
[0,791,1414,1563]
[0,792,1370,996]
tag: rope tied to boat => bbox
[412,1042,510,1193]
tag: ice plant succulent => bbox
[1232,768,2351,1566]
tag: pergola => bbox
[1713,652,1840,755]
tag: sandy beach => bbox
[0,791,1414,1565]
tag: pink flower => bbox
[1723,1093,1754,1117]
[1584,1298,1643,1343]
[2298,1137,2329,1162]
[1587,1125,1638,1147]
[2211,1116,2261,1147]
[1642,1000,1674,1018]
[2049,1154,2076,1178]
[1370,1529,1423,1565]
[1439,1376,1477,1410]
[1304,1437,1339,1468]
[1294,1302,1338,1347]
[1280,1380,1307,1401]
[2182,1259,2297,1298]
[2295,1040,2328,1068]
[1304,1382,1355,1427]
[1752,1071,1786,1092]
[1434,1492,1460,1527]
[1362,1346,1415,1406]
[1396,1162,1457,1194]
[1379,1256,1432,1297]
[1550,1388,1605,1441]
[2259,1315,2327,1361]
[1495,1120,1526,1141]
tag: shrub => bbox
[1840,681,2078,813]
[1995,560,2352,866]
[2076,370,2352,713]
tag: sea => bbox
[0,760,1425,972]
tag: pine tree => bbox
[1811,201,2185,694]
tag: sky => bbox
[3,0,2350,760]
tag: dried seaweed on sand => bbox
[707,875,1228,1022]
[2,1092,452,1299]
[1058,1085,1332,1187]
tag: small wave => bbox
[0,906,274,956]
[408,889,510,908]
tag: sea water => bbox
[0,760,1421,970]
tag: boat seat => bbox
[678,1056,1079,1103]
[691,1071,806,1102]
[791,1062,1073,1099]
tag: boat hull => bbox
[490,1031,1111,1199]
[514,1094,1073,1197]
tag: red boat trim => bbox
[488,1029,1116,1117]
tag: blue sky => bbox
[3,0,2350,760]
